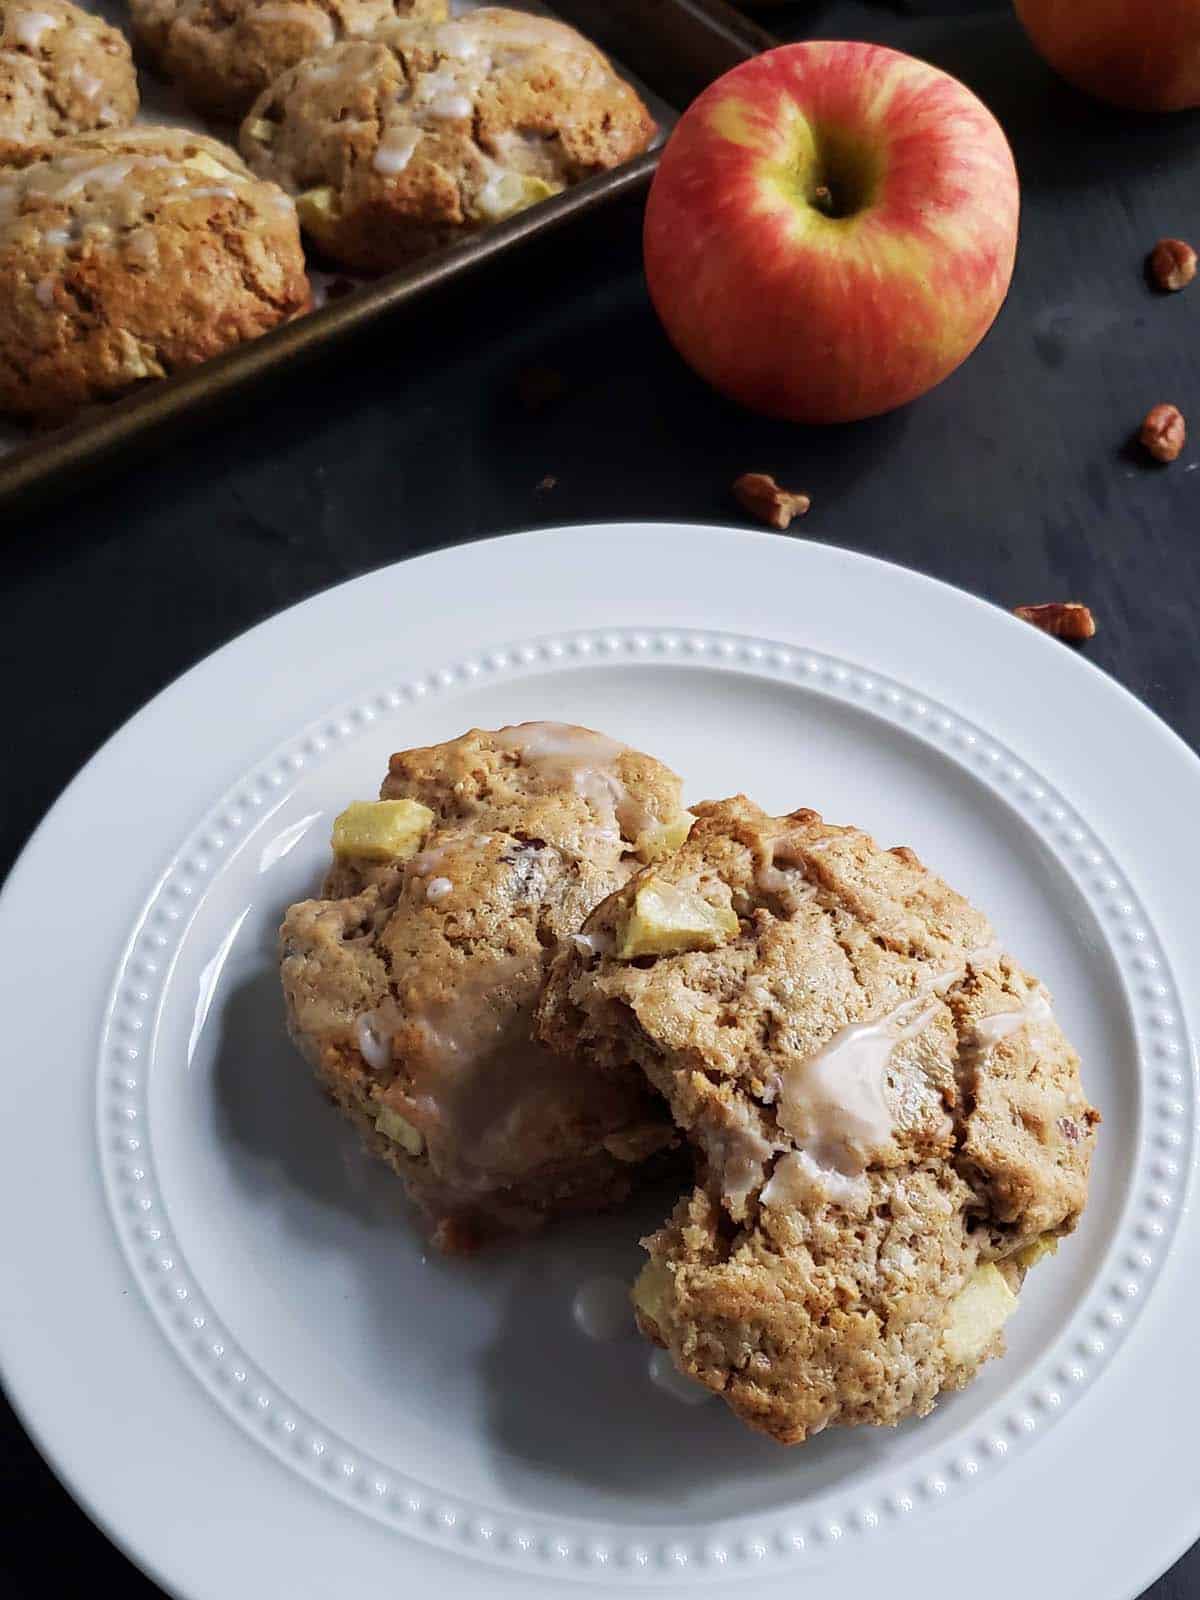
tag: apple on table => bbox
[643,40,1019,424]
[1015,0,1200,112]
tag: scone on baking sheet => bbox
[536,796,1099,1443]
[128,0,449,119]
[0,126,310,423]
[279,723,694,1251]
[240,7,657,271]
[0,0,138,155]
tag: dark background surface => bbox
[2,0,1198,1595]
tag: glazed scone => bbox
[0,126,310,422]
[0,0,138,155]
[240,7,657,271]
[128,0,448,119]
[536,797,1099,1443]
[279,723,693,1250]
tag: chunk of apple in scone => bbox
[537,796,1099,1442]
[330,799,434,863]
[616,876,739,959]
[279,724,693,1250]
[941,1263,1018,1368]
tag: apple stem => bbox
[812,183,834,214]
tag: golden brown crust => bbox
[379,723,685,868]
[240,7,656,271]
[536,797,1099,1442]
[0,127,310,422]
[0,0,138,156]
[128,0,448,118]
[637,1172,996,1443]
[279,724,691,1246]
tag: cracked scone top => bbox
[128,0,448,118]
[279,723,693,1251]
[536,797,1099,1443]
[0,126,310,422]
[0,0,138,155]
[239,7,657,271]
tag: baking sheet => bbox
[0,0,773,497]
[0,0,678,457]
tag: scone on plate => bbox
[240,7,657,271]
[128,0,448,119]
[536,797,1099,1443]
[279,723,694,1251]
[0,0,138,156]
[0,126,310,422]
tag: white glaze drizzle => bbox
[10,9,59,48]
[355,1010,392,1072]
[571,1276,633,1341]
[372,124,421,175]
[775,996,941,1176]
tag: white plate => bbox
[1,525,1196,1600]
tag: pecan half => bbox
[1148,238,1197,292]
[1013,603,1096,641]
[1139,403,1186,462]
[732,472,811,531]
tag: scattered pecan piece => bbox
[1139,403,1186,462]
[1013,603,1096,641]
[1147,238,1196,292]
[732,472,811,531]
[535,474,558,493]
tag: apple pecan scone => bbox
[239,7,657,271]
[0,127,309,422]
[127,0,448,119]
[279,724,693,1251]
[0,0,138,156]
[536,796,1099,1443]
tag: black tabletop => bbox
[3,2,1198,1595]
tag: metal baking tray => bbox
[1,0,774,509]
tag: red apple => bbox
[643,41,1019,424]
[1015,0,1200,112]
